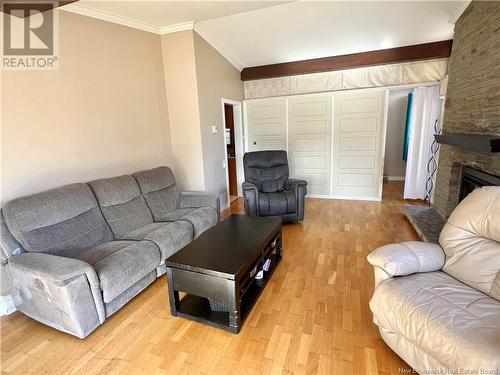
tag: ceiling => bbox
[62,1,289,32]
[62,1,469,70]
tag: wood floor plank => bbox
[0,182,417,374]
[296,333,313,365]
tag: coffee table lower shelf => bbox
[175,294,230,330]
[172,254,281,333]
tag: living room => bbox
[1,1,499,374]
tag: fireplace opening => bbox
[459,166,500,202]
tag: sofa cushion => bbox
[77,240,160,303]
[370,271,500,370]
[132,167,180,221]
[3,183,113,258]
[258,191,296,216]
[158,207,218,238]
[122,222,193,262]
[440,186,500,300]
[88,175,153,238]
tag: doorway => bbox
[224,104,238,203]
[222,99,244,208]
[383,85,443,201]
[384,89,410,182]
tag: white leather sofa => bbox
[367,186,500,373]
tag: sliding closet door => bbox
[332,91,387,200]
[288,95,332,195]
[245,98,286,152]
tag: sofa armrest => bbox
[242,182,259,216]
[180,191,220,214]
[286,178,307,221]
[367,241,445,278]
[7,252,105,338]
[285,178,307,192]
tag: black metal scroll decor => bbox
[424,118,441,205]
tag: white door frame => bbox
[221,98,244,209]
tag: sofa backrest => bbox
[88,175,153,238]
[3,183,113,258]
[243,150,289,193]
[132,166,179,221]
[440,186,500,301]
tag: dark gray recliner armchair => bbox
[242,150,307,223]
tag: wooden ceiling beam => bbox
[241,40,453,81]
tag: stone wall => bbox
[433,1,500,218]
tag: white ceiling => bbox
[62,1,289,33]
[62,1,469,70]
[196,1,464,68]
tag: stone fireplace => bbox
[432,2,500,218]
[434,148,500,218]
[459,166,500,201]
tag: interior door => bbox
[332,91,387,200]
[288,95,332,195]
[245,98,286,152]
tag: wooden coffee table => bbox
[165,214,282,333]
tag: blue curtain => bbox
[402,91,413,161]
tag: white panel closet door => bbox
[288,95,332,195]
[332,91,387,200]
[245,98,286,152]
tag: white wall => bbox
[193,32,244,207]
[1,11,172,206]
[160,31,205,191]
[159,30,244,204]
[384,89,409,179]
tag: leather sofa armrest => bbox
[242,182,259,216]
[285,178,307,192]
[367,241,445,279]
[180,191,220,214]
[7,252,105,338]
[286,179,307,221]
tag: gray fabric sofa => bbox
[0,166,219,338]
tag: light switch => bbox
[212,125,218,134]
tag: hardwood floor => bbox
[1,182,421,374]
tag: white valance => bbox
[244,58,448,99]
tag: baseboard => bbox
[0,294,17,316]
[384,175,405,181]
[306,194,381,202]
[331,195,382,202]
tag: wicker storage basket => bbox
[208,299,228,312]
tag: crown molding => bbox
[60,3,194,35]
[59,3,240,70]
[159,21,194,35]
[449,0,471,24]
[194,23,244,71]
